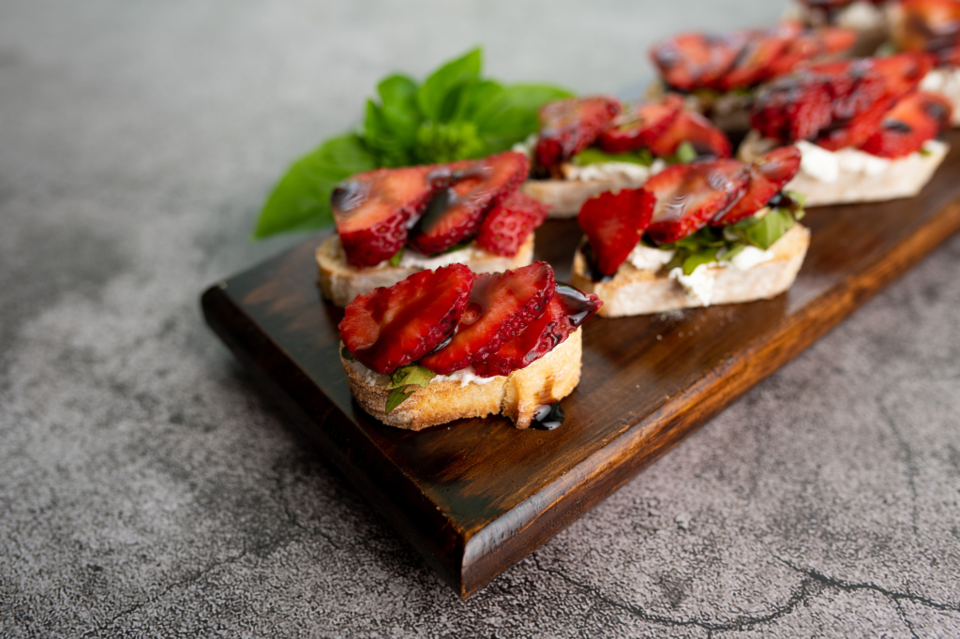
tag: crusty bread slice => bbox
[341,328,583,430]
[317,235,534,307]
[570,224,810,317]
[738,132,949,207]
[522,174,650,219]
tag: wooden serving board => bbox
[202,132,960,598]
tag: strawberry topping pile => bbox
[577,149,804,277]
[650,23,856,93]
[340,262,602,378]
[333,151,541,267]
[891,0,960,67]
[751,53,950,156]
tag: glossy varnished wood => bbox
[202,132,960,598]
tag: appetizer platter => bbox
[203,4,960,598]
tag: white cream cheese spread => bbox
[344,354,499,388]
[627,244,675,271]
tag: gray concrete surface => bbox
[2,0,959,636]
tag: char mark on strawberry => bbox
[860,91,953,158]
[408,151,529,256]
[475,190,550,257]
[578,189,655,277]
[333,166,437,268]
[535,96,621,171]
[473,283,602,378]
[339,264,475,375]
[711,147,802,225]
[420,262,555,375]
[645,160,749,245]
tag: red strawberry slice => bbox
[407,151,529,256]
[891,0,960,66]
[717,26,797,91]
[420,262,555,375]
[650,32,747,92]
[597,95,684,154]
[766,27,857,78]
[535,96,622,170]
[711,146,802,226]
[647,111,732,159]
[815,94,893,150]
[339,264,474,375]
[645,161,750,244]
[577,189,655,277]
[859,91,953,158]
[751,72,834,142]
[333,166,437,268]
[473,283,602,378]
[475,190,549,257]
[871,52,937,100]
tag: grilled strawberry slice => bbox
[815,95,893,150]
[578,189,655,277]
[711,147,802,225]
[597,95,684,154]
[766,27,857,78]
[647,111,732,159]
[717,26,797,91]
[891,0,960,66]
[535,96,621,170]
[859,91,953,158]
[475,190,549,257]
[650,32,746,92]
[420,262,555,375]
[339,264,474,375]
[473,284,601,378]
[333,166,437,268]
[645,161,749,244]
[407,151,528,255]
[751,72,834,142]
[871,52,937,100]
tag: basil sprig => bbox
[254,48,572,239]
[385,365,436,414]
[660,192,806,275]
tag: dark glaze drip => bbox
[413,187,457,235]
[425,333,454,356]
[883,121,913,134]
[530,403,565,431]
[330,181,369,214]
[766,191,795,210]
[555,282,599,327]
[581,242,613,283]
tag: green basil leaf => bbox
[253,134,377,238]
[340,346,355,361]
[417,48,482,123]
[415,121,487,163]
[474,83,573,151]
[388,364,436,390]
[682,247,721,275]
[737,208,795,250]
[668,141,698,165]
[385,386,419,414]
[364,99,416,167]
[453,80,505,123]
[719,244,746,262]
[388,248,404,267]
[573,147,655,167]
[377,74,418,109]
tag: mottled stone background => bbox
[2,0,959,636]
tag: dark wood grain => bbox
[202,132,960,598]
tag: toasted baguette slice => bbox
[570,225,810,318]
[738,131,949,207]
[522,173,651,219]
[341,328,582,430]
[317,235,534,307]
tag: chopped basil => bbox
[387,248,404,267]
[572,147,655,167]
[385,364,436,414]
[725,208,795,251]
[341,346,356,361]
[668,141,698,165]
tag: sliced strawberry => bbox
[577,189,655,277]
[645,161,750,244]
[871,52,937,100]
[420,262,555,375]
[339,264,474,375]
[472,283,602,378]
[333,166,436,268]
[751,72,834,142]
[407,151,529,256]
[535,96,621,170]
[859,91,953,158]
[815,94,893,150]
[891,0,960,66]
[766,27,857,78]
[717,26,796,91]
[650,32,746,92]
[647,111,732,159]
[597,95,684,154]
[475,190,549,257]
[711,147,802,226]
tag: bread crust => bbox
[522,174,650,219]
[570,224,810,317]
[341,329,583,431]
[317,235,534,307]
